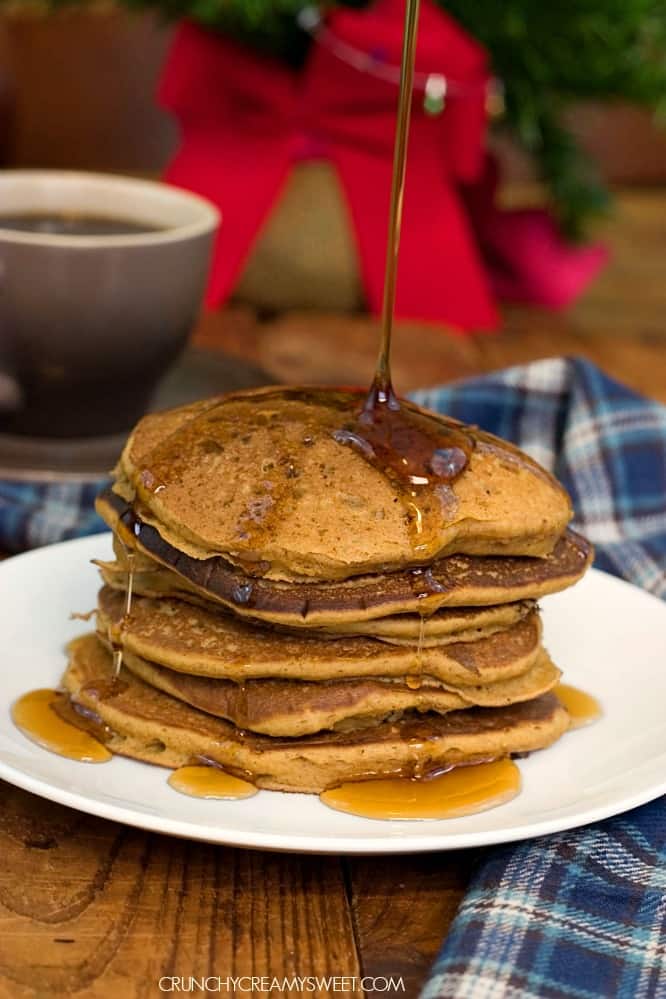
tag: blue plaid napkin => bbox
[410,357,666,999]
[411,356,666,600]
[0,479,108,554]
[2,357,665,997]
[419,798,666,999]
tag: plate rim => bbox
[0,753,664,855]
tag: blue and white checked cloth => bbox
[0,479,107,553]
[412,358,666,999]
[412,356,666,600]
[2,356,665,997]
[420,797,666,999]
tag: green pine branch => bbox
[444,0,666,235]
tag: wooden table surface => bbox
[1,190,664,999]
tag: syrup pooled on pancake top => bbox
[114,384,572,582]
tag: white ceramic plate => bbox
[0,535,664,854]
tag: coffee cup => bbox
[0,170,220,437]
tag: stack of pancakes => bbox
[63,387,592,794]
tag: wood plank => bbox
[345,852,478,998]
[0,783,362,998]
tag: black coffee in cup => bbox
[0,213,163,237]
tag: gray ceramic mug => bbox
[0,170,220,437]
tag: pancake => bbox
[117,645,561,737]
[97,491,592,626]
[62,634,570,793]
[114,387,572,581]
[96,553,536,645]
[314,602,535,644]
[96,586,544,684]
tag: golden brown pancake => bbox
[96,586,544,684]
[117,645,561,737]
[97,552,535,645]
[114,387,572,581]
[97,491,592,626]
[63,635,570,793]
[312,602,535,644]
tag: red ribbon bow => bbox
[159,0,499,330]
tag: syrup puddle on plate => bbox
[319,758,521,820]
[555,683,602,729]
[12,689,112,763]
[12,684,600,818]
[168,765,258,800]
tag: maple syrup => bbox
[327,0,474,556]
[334,391,473,556]
[12,689,112,763]
[78,676,129,701]
[320,758,521,820]
[375,0,420,390]
[112,549,135,676]
[555,683,602,729]
[404,611,428,687]
[168,765,257,799]
[409,566,447,600]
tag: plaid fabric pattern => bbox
[0,478,108,554]
[412,357,666,999]
[420,797,666,999]
[414,358,666,999]
[411,356,666,599]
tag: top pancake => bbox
[114,387,572,581]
